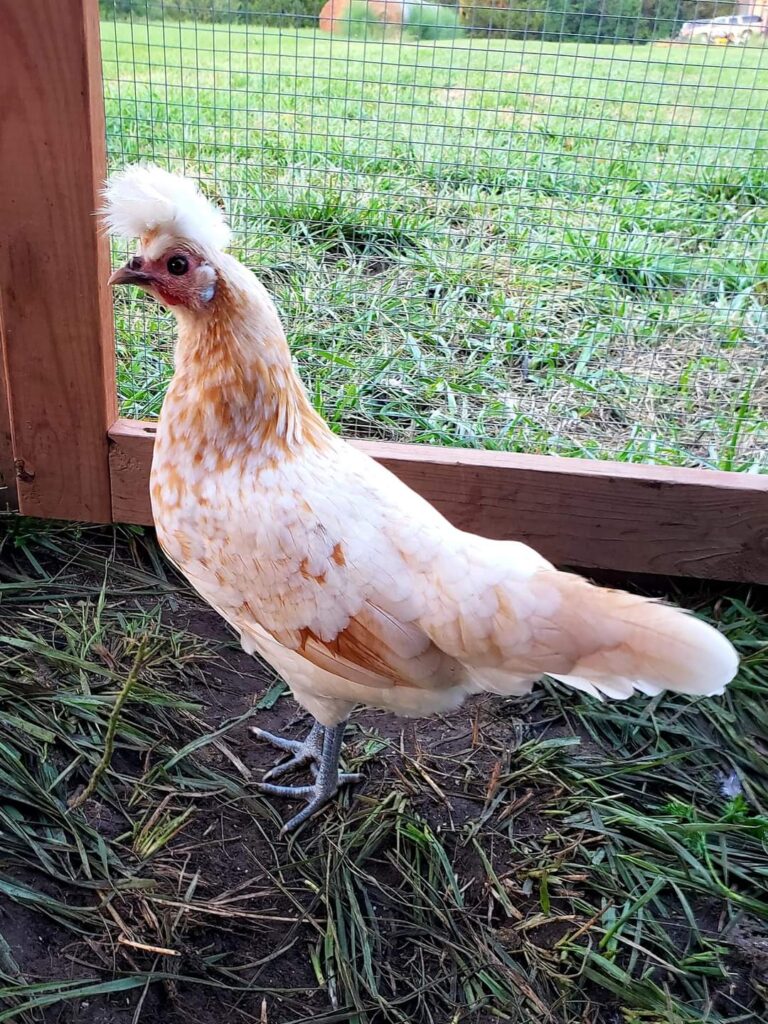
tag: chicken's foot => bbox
[251,720,325,781]
[256,723,362,833]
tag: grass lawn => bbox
[0,522,766,1022]
[101,23,768,471]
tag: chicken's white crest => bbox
[102,165,231,253]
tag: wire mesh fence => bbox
[101,1,768,471]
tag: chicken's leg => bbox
[251,720,325,781]
[256,722,362,833]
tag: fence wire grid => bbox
[102,1,768,472]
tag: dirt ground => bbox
[0,525,766,1023]
[0,583,544,1022]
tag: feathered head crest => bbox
[102,165,231,252]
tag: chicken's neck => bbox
[161,263,331,468]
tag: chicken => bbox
[105,166,739,833]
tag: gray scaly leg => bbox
[251,720,325,781]
[256,722,362,834]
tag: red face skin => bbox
[109,249,216,311]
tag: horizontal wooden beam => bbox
[109,418,768,583]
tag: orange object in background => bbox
[367,0,407,26]
[318,0,349,33]
[319,0,406,34]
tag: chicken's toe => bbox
[256,722,363,833]
[251,720,325,780]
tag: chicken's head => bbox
[109,245,218,312]
[103,165,231,314]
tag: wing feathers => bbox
[269,602,458,693]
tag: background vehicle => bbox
[679,14,766,44]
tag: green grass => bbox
[101,23,768,471]
[0,519,766,1022]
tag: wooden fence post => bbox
[0,303,18,510]
[0,0,116,522]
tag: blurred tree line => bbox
[99,0,739,40]
[100,1,319,24]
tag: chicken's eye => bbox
[167,255,189,276]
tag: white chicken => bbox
[105,166,738,832]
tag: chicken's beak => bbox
[108,264,154,288]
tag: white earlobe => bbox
[199,263,217,303]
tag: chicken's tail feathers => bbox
[102,164,231,253]
[546,576,738,701]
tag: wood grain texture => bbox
[0,301,17,509]
[0,0,116,521]
[109,418,768,583]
